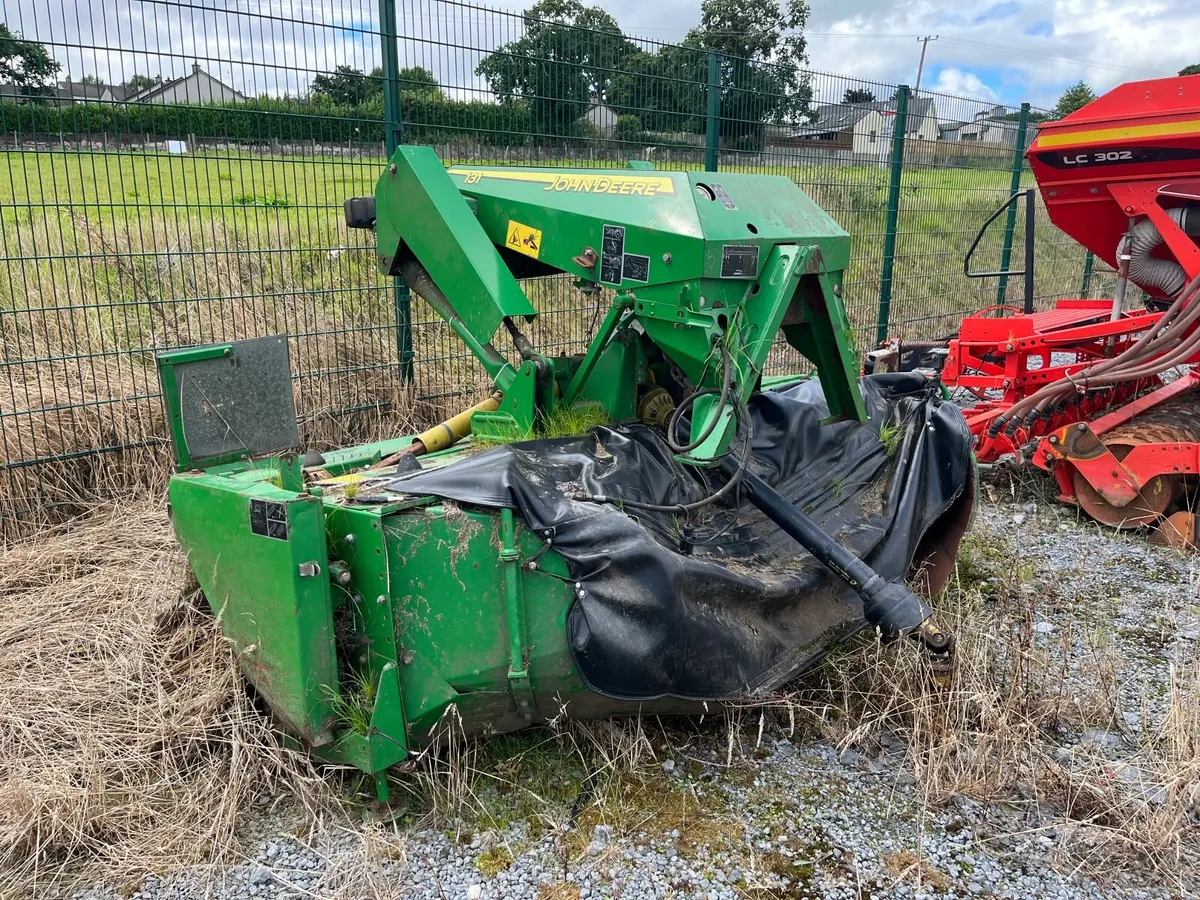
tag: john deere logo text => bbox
[450,167,675,197]
[545,174,673,196]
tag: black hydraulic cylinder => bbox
[721,459,936,640]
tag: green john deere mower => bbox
[161,147,974,799]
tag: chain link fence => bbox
[0,0,1104,532]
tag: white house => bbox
[941,106,1029,147]
[771,91,940,156]
[873,96,939,142]
[126,63,246,104]
[773,104,890,155]
[582,95,618,138]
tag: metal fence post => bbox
[1080,250,1095,297]
[379,0,414,380]
[876,85,909,344]
[705,52,720,172]
[996,103,1031,305]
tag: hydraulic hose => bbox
[666,341,734,456]
[990,271,1200,437]
[578,392,754,515]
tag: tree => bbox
[123,73,158,94]
[477,0,638,137]
[1054,81,1096,118]
[609,45,706,133]
[1002,108,1050,123]
[79,73,104,85]
[398,66,440,97]
[612,113,643,141]
[311,65,380,106]
[682,0,814,145]
[842,87,875,104]
[0,23,60,95]
[1181,64,1200,76]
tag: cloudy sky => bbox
[553,0,1196,109]
[4,0,1195,113]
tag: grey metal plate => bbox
[173,335,299,465]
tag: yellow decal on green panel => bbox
[450,167,676,196]
[506,219,542,258]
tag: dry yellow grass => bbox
[0,493,1195,893]
[0,500,328,897]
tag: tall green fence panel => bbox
[0,0,1117,533]
[0,0,399,527]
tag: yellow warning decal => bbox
[450,167,675,197]
[506,219,542,259]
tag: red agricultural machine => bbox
[880,74,1200,545]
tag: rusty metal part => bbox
[1149,510,1200,550]
[911,463,977,598]
[1073,428,1184,527]
[572,246,598,269]
[637,385,676,427]
[1073,411,1199,527]
[917,621,955,655]
[1073,469,1176,527]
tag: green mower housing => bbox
[162,150,894,800]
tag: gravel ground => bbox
[66,495,1199,900]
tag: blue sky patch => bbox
[974,1,1022,24]
[1025,20,1054,36]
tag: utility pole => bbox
[914,34,938,96]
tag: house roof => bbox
[126,64,246,103]
[54,82,132,102]
[57,81,106,100]
[782,94,939,139]
[782,103,875,138]
[865,96,937,122]
[0,82,129,102]
[126,72,185,102]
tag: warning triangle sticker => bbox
[505,219,542,258]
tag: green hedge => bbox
[0,95,535,146]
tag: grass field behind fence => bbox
[0,145,1096,532]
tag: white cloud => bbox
[929,68,999,102]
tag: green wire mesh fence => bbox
[0,0,1104,531]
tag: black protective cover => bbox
[385,374,973,701]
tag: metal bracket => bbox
[499,508,536,721]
